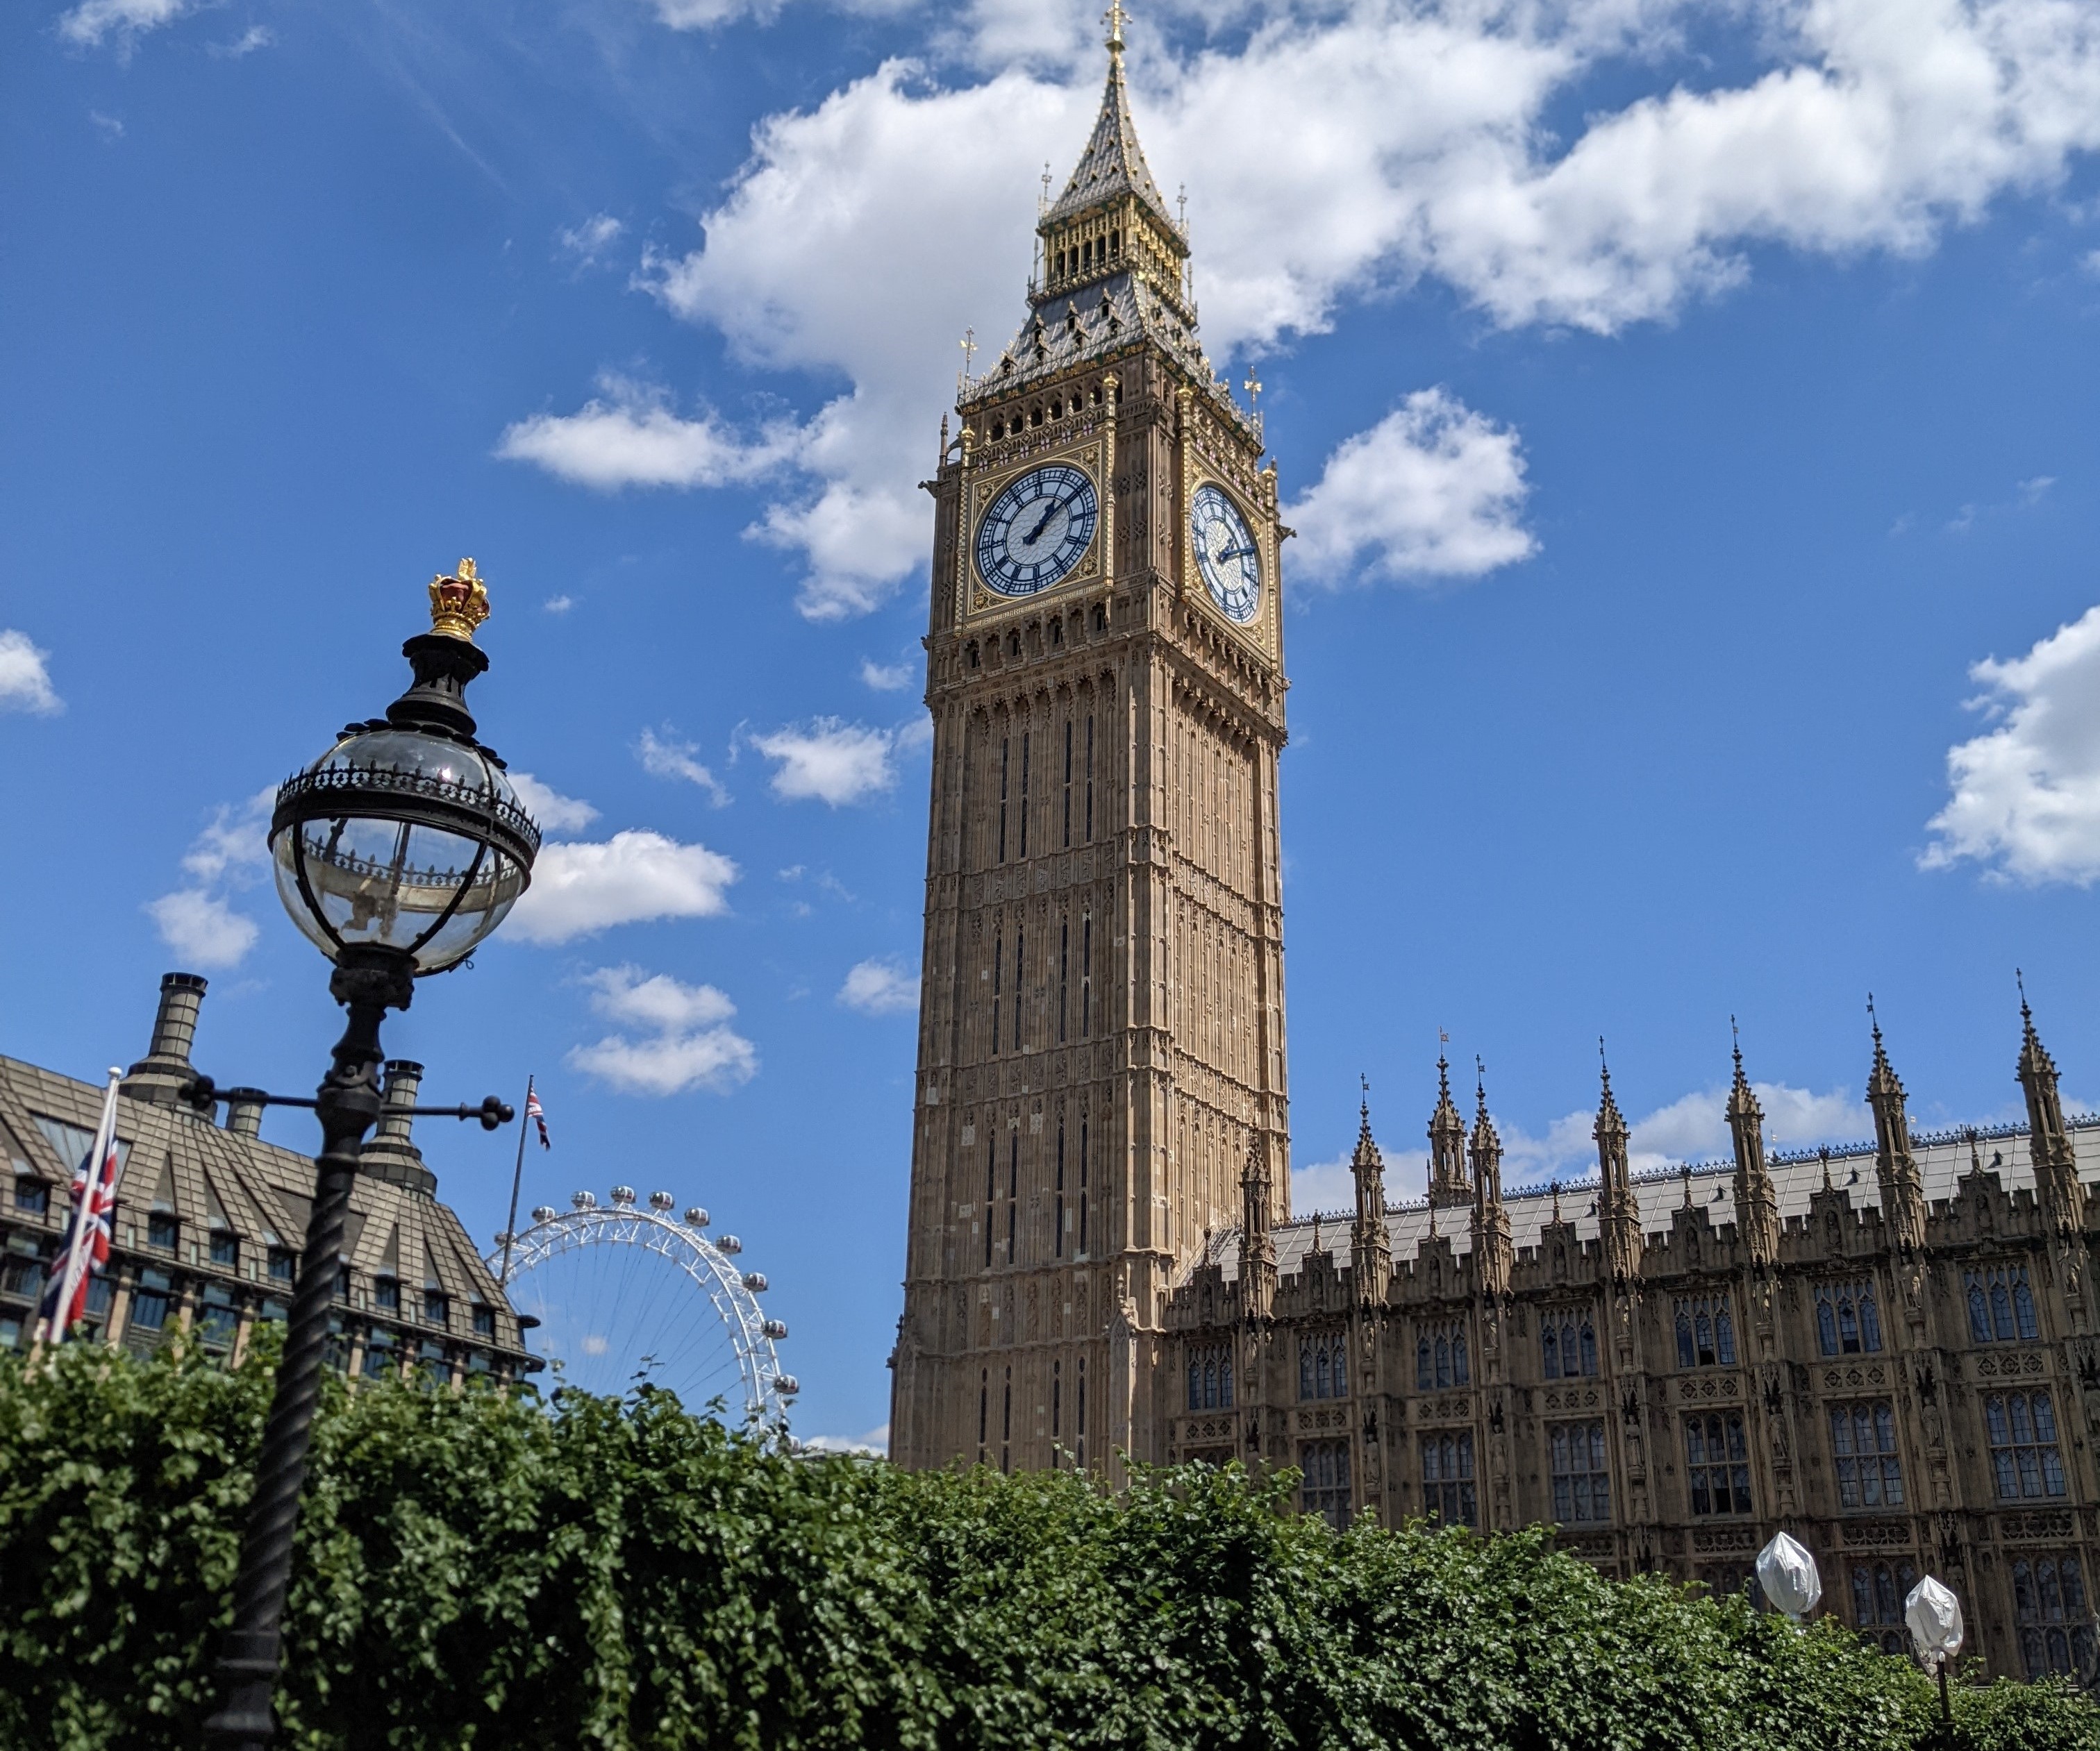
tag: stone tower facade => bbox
[889,17,1290,1477]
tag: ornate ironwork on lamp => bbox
[204,562,537,1751]
[268,558,539,977]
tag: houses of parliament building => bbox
[888,14,2100,1682]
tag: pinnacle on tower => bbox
[2014,973,2085,1236]
[1864,996,1927,1252]
[1724,1019,1780,1266]
[1427,1050,1471,1209]
[1469,1059,1512,1295]
[1592,1039,1641,1280]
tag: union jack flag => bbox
[40,1073,123,1343]
[526,1084,551,1150]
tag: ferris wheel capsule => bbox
[610,1185,637,1207]
[717,1234,742,1255]
[531,1205,558,1224]
[742,1271,768,1293]
[762,1319,788,1340]
[774,1375,800,1397]
[572,1190,597,1209]
[685,1207,710,1228]
[649,1191,676,1212]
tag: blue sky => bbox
[8,0,2100,1448]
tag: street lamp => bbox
[201,561,539,1750]
[1755,1530,1823,1623]
[1905,1575,1965,1741]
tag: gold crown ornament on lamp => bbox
[428,558,491,641]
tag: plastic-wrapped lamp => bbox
[1906,1575,1964,1673]
[1755,1531,1822,1620]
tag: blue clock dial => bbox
[976,464,1099,597]
[1190,484,1262,625]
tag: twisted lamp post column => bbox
[203,562,539,1750]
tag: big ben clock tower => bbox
[891,4,1291,1477]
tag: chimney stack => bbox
[224,1094,266,1139]
[122,972,209,1107]
[360,1060,436,1196]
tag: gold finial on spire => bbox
[1103,0,1127,54]
[428,558,490,642]
[1243,369,1262,407]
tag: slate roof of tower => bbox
[1046,49,1177,233]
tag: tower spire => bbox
[1865,996,1927,1252]
[1594,1039,1641,1281]
[1427,1049,1470,1209]
[1240,1130,1277,1319]
[1349,1081,1392,1304]
[2015,976,2085,1236]
[1469,1057,1512,1296]
[1725,1019,1779,1266]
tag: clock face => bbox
[975,464,1099,597]
[1190,484,1261,625]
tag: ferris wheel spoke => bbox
[488,1198,785,1421]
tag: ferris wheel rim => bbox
[487,1200,789,1423]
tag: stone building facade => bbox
[1,971,532,1385]
[890,19,2099,1684]
[1165,1029,2100,1682]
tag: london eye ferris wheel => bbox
[490,1187,797,1423]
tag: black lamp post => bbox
[201,561,539,1750]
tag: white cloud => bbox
[1286,389,1537,584]
[497,374,798,492]
[547,0,2100,614]
[568,964,758,1096]
[508,830,738,943]
[1497,1080,1872,1184]
[749,717,896,805]
[509,772,601,834]
[0,630,61,714]
[801,1422,890,1456]
[1290,1153,1356,1218]
[181,787,274,882]
[208,24,270,57]
[838,957,919,1014]
[58,0,188,49]
[859,656,915,691]
[144,787,276,970]
[544,594,575,614]
[637,727,731,805]
[144,889,259,970]
[1923,603,2100,885]
[582,962,738,1031]
[558,213,624,265]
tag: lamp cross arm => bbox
[181,1075,514,1131]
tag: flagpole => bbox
[44,1068,122,1352]
[499,1074,532,1288]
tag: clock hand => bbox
[1216,544,1255,564]
[1023,495,1068,545]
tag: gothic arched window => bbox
[1962,1264,2038,1343]
[1299,1331,1347,1400]
[1417,1337,1433,1391]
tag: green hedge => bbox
[1,1340,2094,1750]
